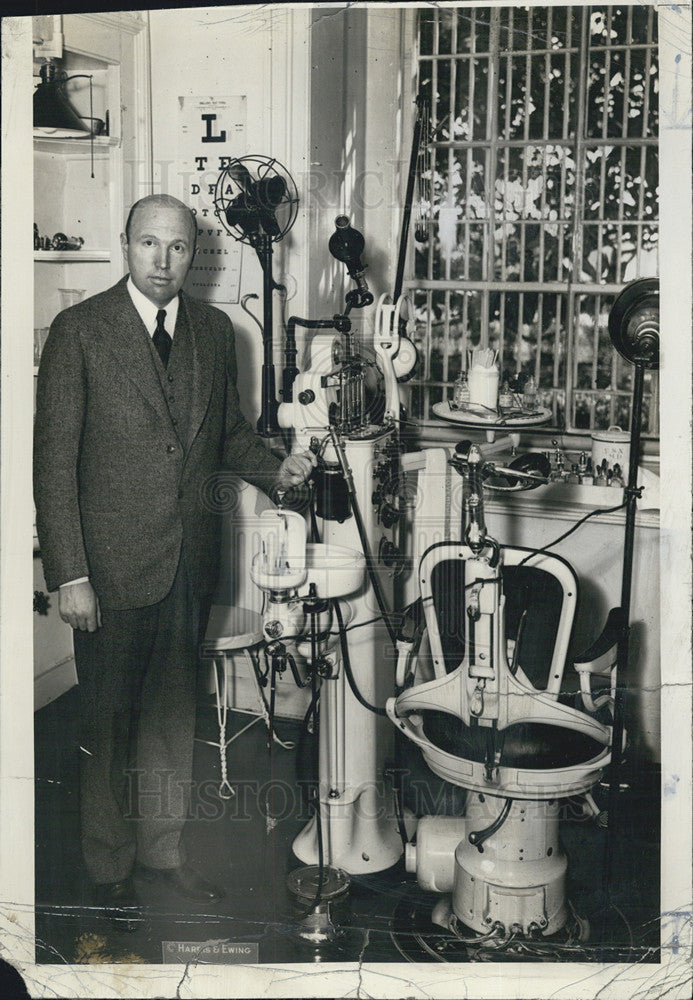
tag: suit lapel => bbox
[98,280,214,454]
[101,280,174,430]
[181,293,214,452]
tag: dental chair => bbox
[387,444,621,940]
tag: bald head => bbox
[124,195,197,246]
[121,195,198,306]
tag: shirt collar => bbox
[126,276,180,337]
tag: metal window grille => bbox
[408,5,659,435]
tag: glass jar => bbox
[498,380,513,410]
[452,370,470,409]
[522,375,537,412]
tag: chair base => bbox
[293,787,411,875]
[410,793,570,937]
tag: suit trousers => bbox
[73,556,209,884]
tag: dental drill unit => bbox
[251,217,418,877]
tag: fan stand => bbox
[600,277,659,952]
[255,233,281,437]
[213,155,299,438]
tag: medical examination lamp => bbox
[604,277,659,896]
[33,62,95,137]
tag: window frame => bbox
[405,4,659,439]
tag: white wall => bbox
[307,7,413,343]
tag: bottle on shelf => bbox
[550,438,566,481]
[595,461,608,487]
[498,379,514,411]
[522,374,537,412]
[452,369,470,409]
[582,458,594,486]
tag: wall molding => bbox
[72,12,145,36]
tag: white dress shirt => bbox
[126,275,180,337]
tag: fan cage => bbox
[212,154,299,246]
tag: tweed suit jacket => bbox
[34,276,281,611]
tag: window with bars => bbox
[407,5,659,436]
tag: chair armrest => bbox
[573,607,627,676]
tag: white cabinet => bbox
[32,12,151,708]
[33,12,150,347]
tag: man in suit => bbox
[34,194,313,929]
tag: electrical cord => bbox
[388,930,415,963]
[333,599,387,716]
[322,613,403,637]
[344,614,393,632]
[258,648,298,748]
[413,929,450,962]
[295,684,320,812]
[293,633,326,922]
[465,576,502,589]
[516,500,628,568]
[391,775,409,850]
[308,491,321,543]
[268,655,277,746]
[333,599,410,849]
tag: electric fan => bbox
[213,155,299,436]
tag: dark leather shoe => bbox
[94,876,142,933]
[137,862,224,902]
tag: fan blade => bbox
[258,209,281,238]
[223,160,293,240]
[228,161,255,193]
[225,195,259,234]
[254,174,287,209]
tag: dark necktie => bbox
[153,309,172,368]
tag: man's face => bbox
[121,202,195,306]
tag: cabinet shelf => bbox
[34,133,119,154]
[34,250,110,262]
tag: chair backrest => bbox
[424,543,579,697]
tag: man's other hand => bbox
[275,450,318,490]
[59,580,102,632]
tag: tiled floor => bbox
[34,686,661,967]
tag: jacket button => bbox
[168,374,174,383]
[178,490,184,500]
[169,395,175,403]
[166,444,176,454]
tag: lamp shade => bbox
[608,277,659,371]
[33,64,90,137]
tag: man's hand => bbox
[59,580,102,632]
[275,450,318,491]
